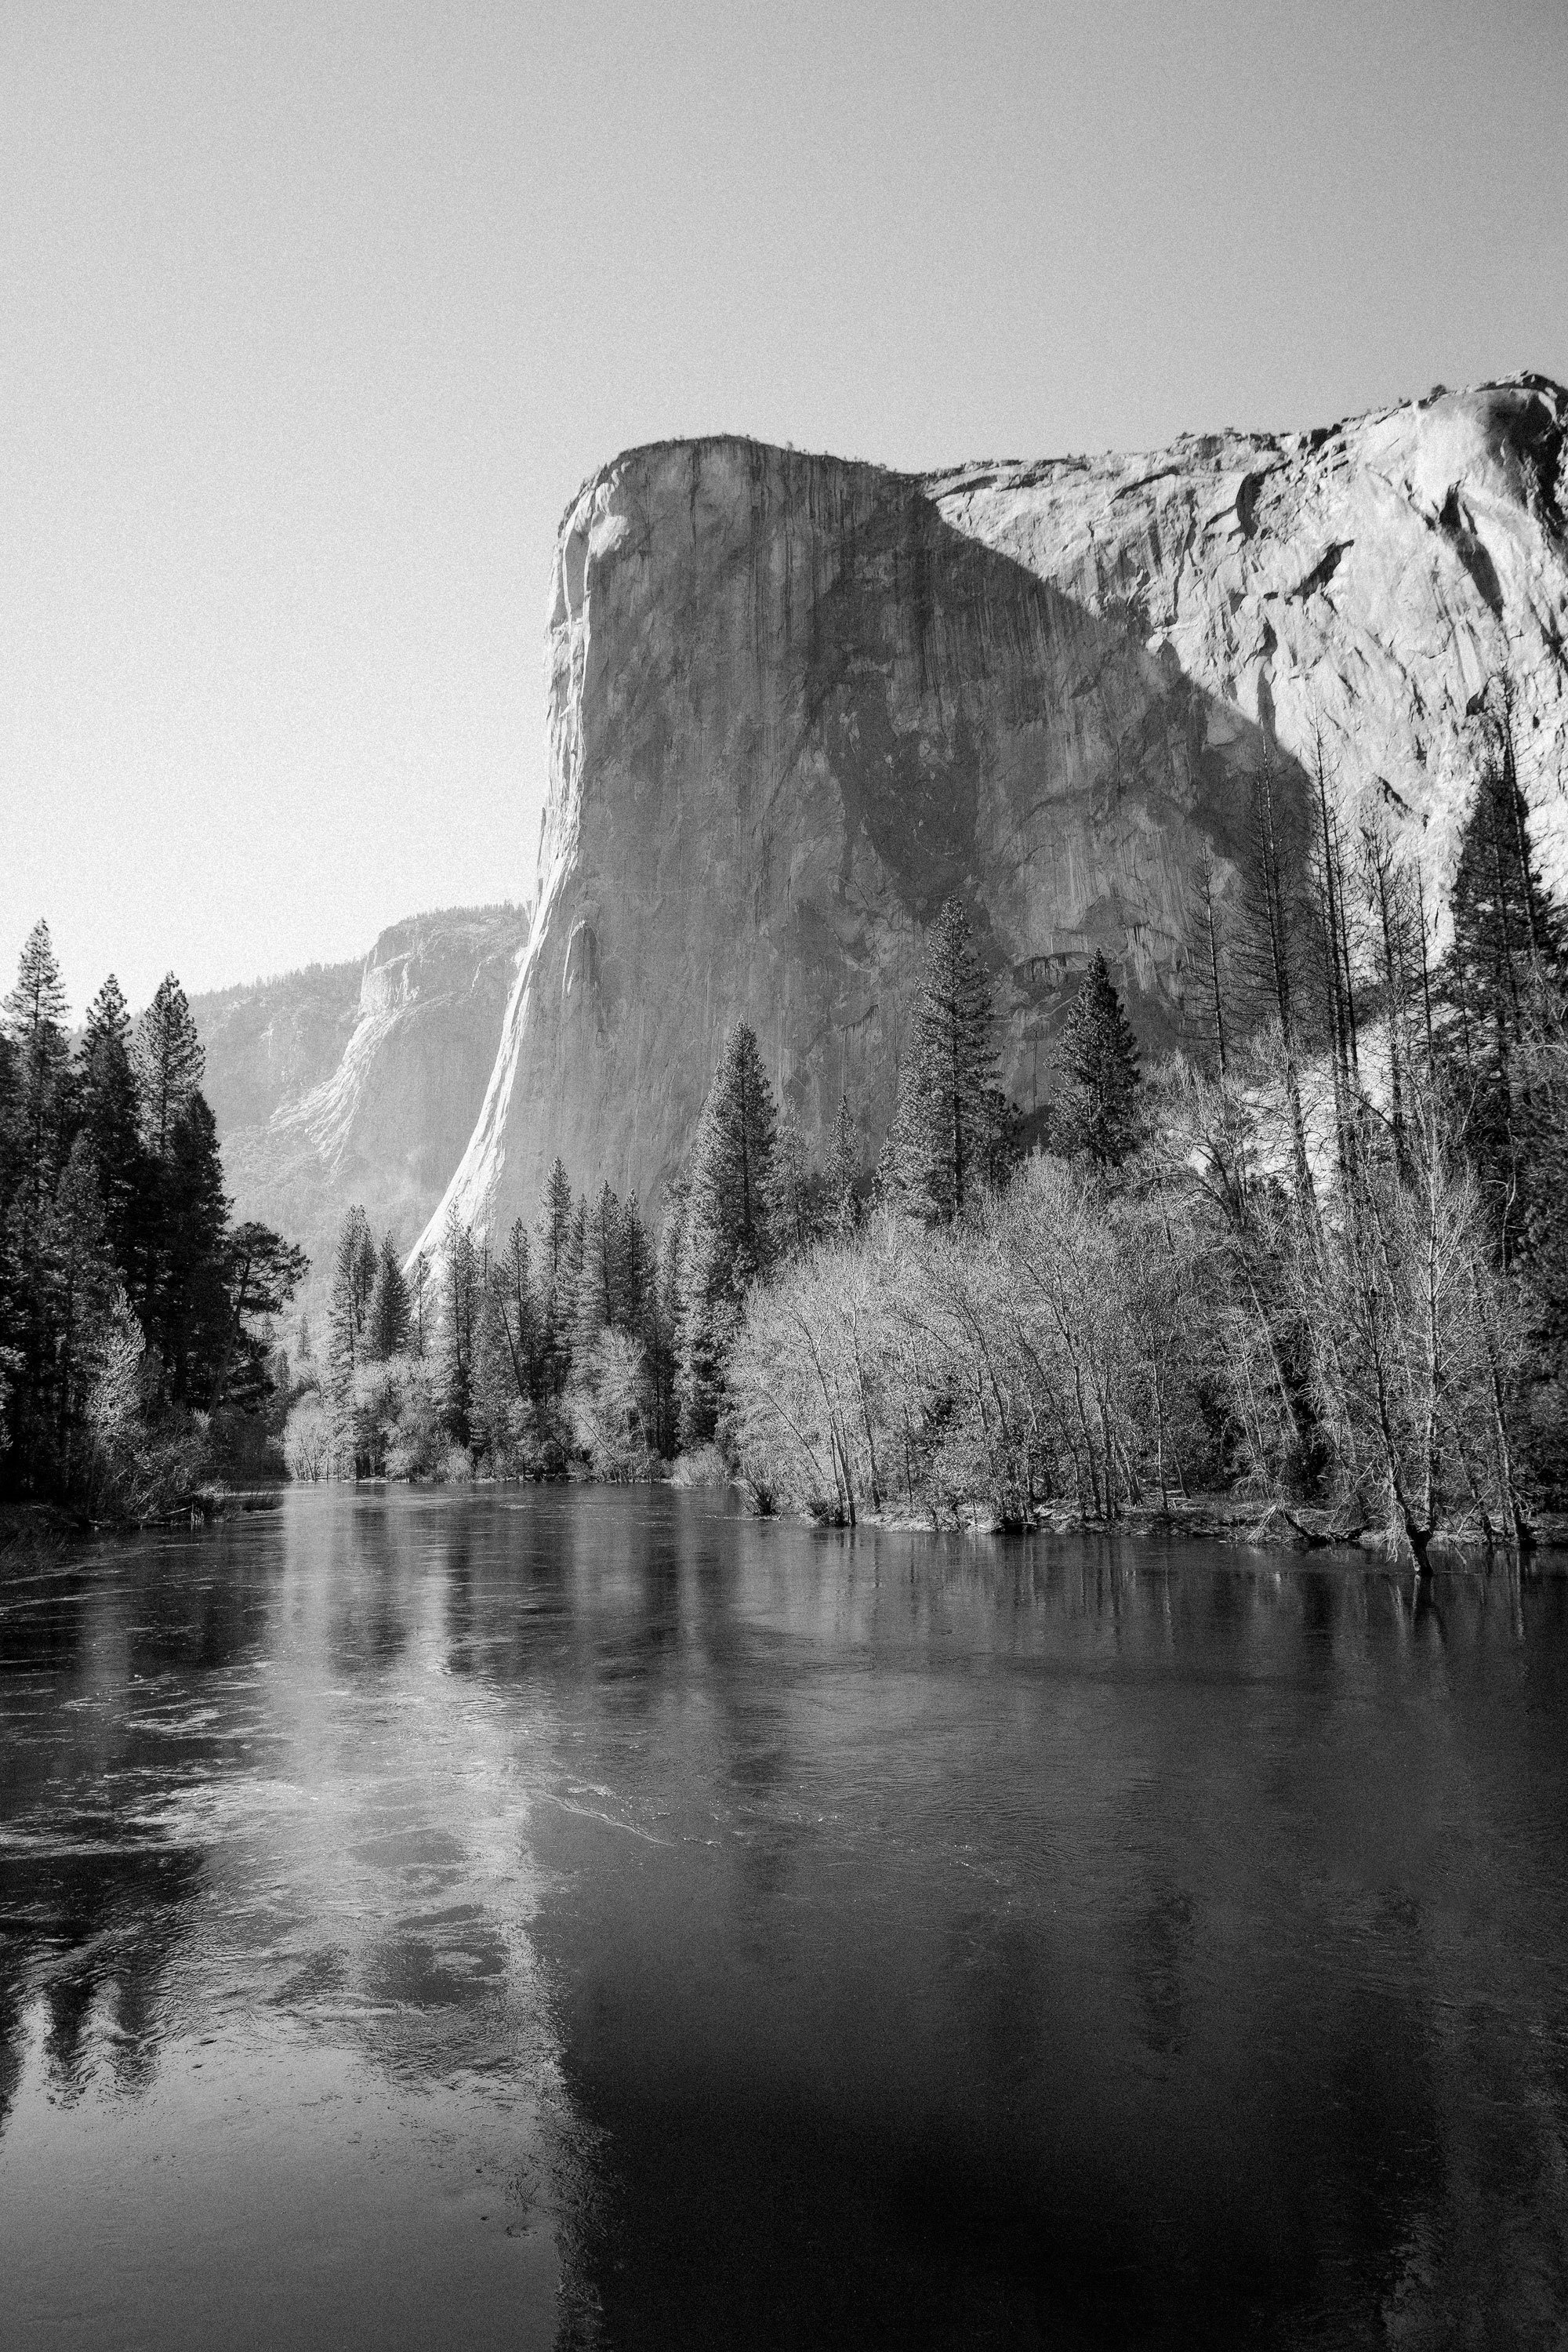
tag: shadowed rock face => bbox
[194,905,528,1294]
[413,376,1567,1251]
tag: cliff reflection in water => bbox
[2,1489,1567,2350]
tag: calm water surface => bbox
[2,1487,1567,2349]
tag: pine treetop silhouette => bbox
[1056,950,1142,1167]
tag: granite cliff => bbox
[194,904,528,1297]
[416,374,1568,1254]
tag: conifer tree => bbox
[648,1186,685,1457]
[496,1218,539,1405]
[470,1281,516,1468]
[0,924,307,1504]
[1436,731,1568,1273]
[78,976,145,1281]
[880,897,1000,1222]
[154,1094,231,1401]
[824,1094,860,1239]
[535,1160,576,1401]
[0,930,69,1485]
[366,1232,410,1359]
[619,1192,654,1339]
[574,1182,622,1367]
[3,920,73,1233]
[132,975,204,1160]
[677,1022,778,1441]
[539,1158,574,1281]
[45,1138,122,1489]
[1235,754,1316,1209]
[0,1018,18,1236]
[1056,952,1143,1167]
[216,1220,308,1410]
[561,1194,587,1385]
[409,1250,430,1359]
[440,1203,480,1446]
[131,971,211,1338]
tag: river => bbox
[2,1486,1566,2348]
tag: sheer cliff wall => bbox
[420,378,1568,1248]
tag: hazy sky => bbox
[4,0,1566,1011]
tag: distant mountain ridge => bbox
[192,904,528,1300]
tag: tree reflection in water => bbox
[1,1493,1566,2350]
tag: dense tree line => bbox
[732,692,1565,1561]
[0,923,306,1515]
[291,677,1566,1563]
[293,1013,865,1483]
[292,1164,673,1482]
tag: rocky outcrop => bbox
[415,376,1567,1253]
[194,905,528,1293]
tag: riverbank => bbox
[0,1486,285,1556]
[9,1476,1565,1571]
[758,1486,1568,1564]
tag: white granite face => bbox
[413,377,1568,1254]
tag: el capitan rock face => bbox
[421,376,1568,1252]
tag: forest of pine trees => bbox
[0,924,306,1517]
[267,682,1568,1562]
[289,1165,676,1483]
[728,708,1566,1555]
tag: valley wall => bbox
[419,376,1568,1250]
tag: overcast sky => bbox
[4,0,1566,1011]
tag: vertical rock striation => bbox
[421,377,1568,1251]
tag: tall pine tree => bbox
[496,1218,540,1407]
[3,920,73,1234]
[1436,735,1568,1272]
[1055,952,1142,1167]
[440,1204,480,1446]
[880,898,1000,1222]
[535,1160,575,1400]
[619,1192,654,1339]
[78,975,145,1283]
[574,1181,623,1367]
[132,975,204,1160]
[152,1094,231,1402]
[366,1232,411,1359]
[824,1094,860,1239]
[132,971,211,1350]
[2,924,76,1484]
[648,1185,686,1458]
[677,1023,779,1442]
[216,1220,308,1410]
